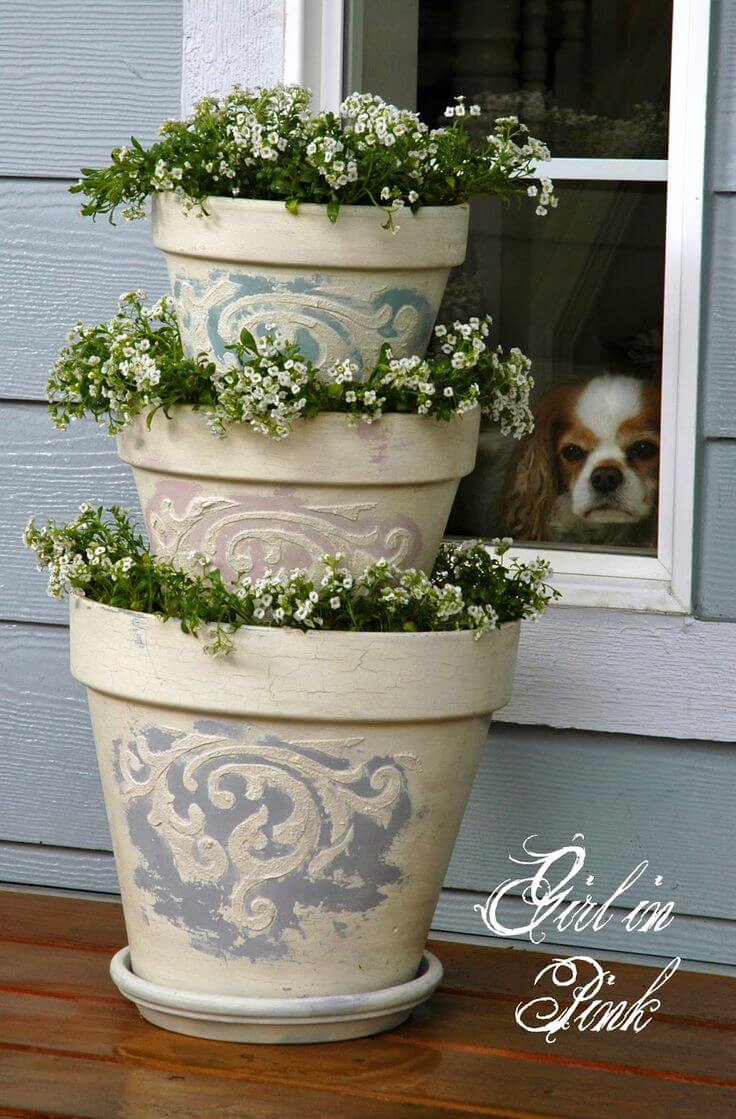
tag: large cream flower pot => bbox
[70,596,520,1043]
[152,194,469,374]
[117,406,480,582]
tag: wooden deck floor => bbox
[0,890,733,1118]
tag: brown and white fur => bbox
[504,374,661,547]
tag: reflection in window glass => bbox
[417,0,672,158]
[445,184,664,551]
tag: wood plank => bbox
[0,1048,450,1119]
[696,440,736,620]
[0,179,169,401]
[0,990,732,1119]
[0,942,120,1003]
[0,404,138,624]
[0,891,124,953]
[433,940,736,1026]
[0,0,181,177]
[2,912,734,1032]
[405,992,736,1085]
[0,893,733,1115]
[2,938,734,1080]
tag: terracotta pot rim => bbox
[71,594,520,642]
[152,192,470,269]
[70,595,521,720]
[156,191,470,219]
[117,405,481,484]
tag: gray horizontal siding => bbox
[695,0,736,619]
[0,624,109,849]
[0,0,184,906]
[697,441,736,618]
[0,0,181,177]
[701,195,736,437]
[446,723,736,923]
[501,608,736,741]
[0,404,137,623]
[0,844,118,894]
[0,180,168,401]
[433,892,736,968]
[709,0,736,192]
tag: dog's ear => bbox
[641,378,662,427]
[502,388,568,541]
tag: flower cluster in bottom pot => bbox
[26,505,556,651]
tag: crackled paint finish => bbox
[144,479,424,581]
[171,267,437,374]
[114,721,414,960]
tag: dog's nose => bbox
[590,465,623,494]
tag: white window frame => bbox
[303,0,710,616]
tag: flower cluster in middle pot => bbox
[49,292,535,581]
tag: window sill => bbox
[549,572,687,614]
[501,545,690,614]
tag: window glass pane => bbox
[446,183,664,553]
[418,0,672,158]
[351,1,671,555]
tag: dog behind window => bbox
[503,374,661,547]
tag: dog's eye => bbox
[628,440,658,461]
[561,444,586,462]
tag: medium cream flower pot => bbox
[116,406,480,582]
[152,194,469,374]
[70,596,520,1043]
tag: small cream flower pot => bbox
[70,595,519,1042]
[117,406,480,582]
[152,194,469,374]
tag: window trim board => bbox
[249,0,712,617]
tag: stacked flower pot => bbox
[32,87,557,1044]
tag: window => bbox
[335,0,708,611]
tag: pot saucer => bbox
[110,946,443,1044]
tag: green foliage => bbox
[70,86,557,225]
[46,291,215,434]
[46,294,535,439]
[24,507,558,655]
